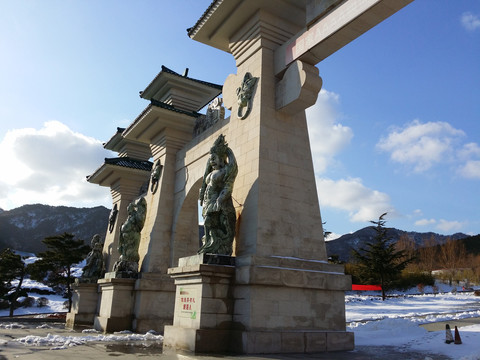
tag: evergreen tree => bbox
[0,248,27,317]
[351,213,413,300]
[29,233,90,312]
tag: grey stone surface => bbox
[0,319,453,360]
[66,283,99,328]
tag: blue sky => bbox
[0,1,479,238]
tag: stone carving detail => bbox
[113,197,147,276]
[150,160,163,194]
[79,234,105,283]
[275,60,322,115]
[198,134,238,255]
[236,72,257,119]
[108,204,118,233]
[193,97,225,136]
[207,97,225,122]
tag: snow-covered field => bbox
[1,263,479,359]
[347,285,480,360]
[0,256,84,316]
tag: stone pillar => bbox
[163,254,235,353]
[219,11,353,353]
[104,178,149,272]
[222,11,327,262]
[94,276,136,333]
[133,127,195,333]
[65,283,99,328]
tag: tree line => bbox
[0,233,89,317]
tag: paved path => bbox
[0,320,452,360]
[420,317,480,332]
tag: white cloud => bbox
[415,218,466,233]
[415,218,436,226]
[376,120,465,172]
[461,12,480,31]
[413,209,423,216]
[306,90,395,228]
[316,177,394,222]
[0,121,113,210]
[436,219,465,233]
[306,89,353,174]
[455,142,480,179]
[458,160,480,179]
[458,142,480,159]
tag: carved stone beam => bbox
[274,0,414,77]
[275,60,322,115]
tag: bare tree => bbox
[418,235,438,273]
[395,234,417,262]
[439,237,467,285]
[440,237,466,269]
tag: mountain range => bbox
[0,204,110,254]
[325,227,474,262]
[1,204,478,262]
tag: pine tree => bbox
[352,213,413,300]
[0,248,27,317]
[29,233,90,312]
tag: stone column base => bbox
[65,283,99,329]
[163,254,354,354]
[163,328,353,354]
[94,314,133,333]
[162,254,236,353]
[94,275,136,333]
[230,330,354,354]
[163,326,233,353]
[132,272,176,333]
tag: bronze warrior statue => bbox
[198,134,238,255]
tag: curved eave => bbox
[87,163,151,187]
[141,73,222,112]
[123,104,198,144]
[188,0,305,52]
[103,127,126,151]
[141,66,222,107]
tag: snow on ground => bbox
[347,285,480,360]
[11,329,163,350]
[346,292,480,322]
[5,293,67,316]
[0,256,85,317]
[1,271,480,359]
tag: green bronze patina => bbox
[198,134,238,255]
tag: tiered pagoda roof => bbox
[87,157,153,187]
[139,65,222,113]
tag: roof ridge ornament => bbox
[236,72,257,120]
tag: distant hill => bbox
[326,227,471,262]
[461,234,480,255]
[0,204,110,254]
[2,204,476,261]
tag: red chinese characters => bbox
[180,296,196,311]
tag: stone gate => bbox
[67,0,414,354]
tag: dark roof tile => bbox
[104,157,153,172]
[187,0,221,38]
[160,65,222,90]
[149,98,202,117]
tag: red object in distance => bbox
[352,284,382,291]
